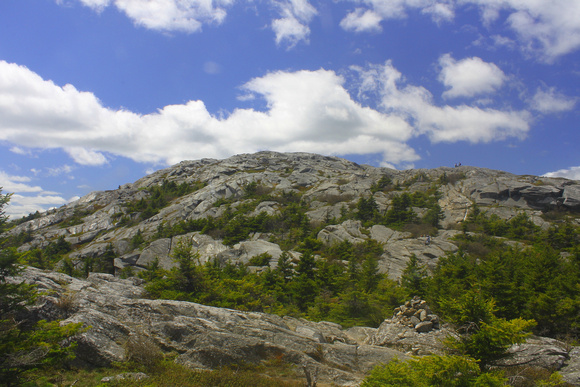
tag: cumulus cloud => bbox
[421,3,454,23]
[0,171,42,193]
[71,0,230,33]
[5,193,69,219]
[340,0,454,31]
[272,16,310,46]
[66,0,580,60]
[46,164,74,177]
[543,166,580,181]
[0,60,419,168]
[0,171,68,218]
[338,1,580,61]
[465,0,580,61]
[438,54,507,99]
[271,0,317,47]
[9,146,33,156]
[530,87,576,114]
[0,60,535,170]
[340,8,382,33]
[69,0,320,46]
[354,61,530,143]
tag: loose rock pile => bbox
[388,297,440,333]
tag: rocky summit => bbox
[4,151,580,385]
[7,151,580,278]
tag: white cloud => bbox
[530,87,576,114]
[0,171,69,218]
[0,60,534,174]
[72,0,231,33]
[70,0,320,46]
[272,16,310,46]
[5,193,68,219]
[0,60,417,168]
[76,0,112,12]
[337,1,580,60]
[271,0,317,47]
[465,0,580,61]
[65,0,580,60]
[46,164,74,177]
[422,3,454,23]
[340,8,382,33]
[9,146,33,156]
[340,0,455,31]
[491,35,516,50]
[355,61,530,143]
[65,147,108,166]
[438,54,507,99]
[0,171,42,193]
[543,166,580,180]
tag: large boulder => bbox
[561,347,580,385]
[379,233,459,280]
[317,220,367,246]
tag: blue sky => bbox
[0,0,579,218]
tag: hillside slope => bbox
[5,151,580,278]
[4,151,580,385]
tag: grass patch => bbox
[29,358,303,387]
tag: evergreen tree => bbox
[171,239,204,294]
[0,189,84,385]
[440,289,535,370]
[400,254,428,298]
[385,193,416,227]
[275,252,293,283]
[356,196,379,223]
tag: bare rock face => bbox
[5,152,580,283]
[16,267,406,386]
[12,267,580,384]
[499,336,570,370]
[317,220,367,245]
[562,347,580,385]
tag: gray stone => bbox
[5,151,578,281]
[317,221,367,246]
[561,347,580,385]
[415,321,433,333]
[563,184,580,210]
[499,336,569,370]
[13,266,409,386]
[136,238,174,270]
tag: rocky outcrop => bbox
[562,347,580,385]
[18,267,407,385]
[11,267,580,385]
[5,152,580,282]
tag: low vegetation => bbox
[2,168,580,385]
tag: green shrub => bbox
[123,333,164,368]
[248,253,273,266]
[361,355,507,387]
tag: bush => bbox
[440,290,535,369]
[361,355,507,387]
[123,333,164,368]
[248,253,273,266]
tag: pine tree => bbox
[0,189,84,384]
[400,254,428,298]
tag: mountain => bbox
[6,151,580,277]
[4,151,580,385]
